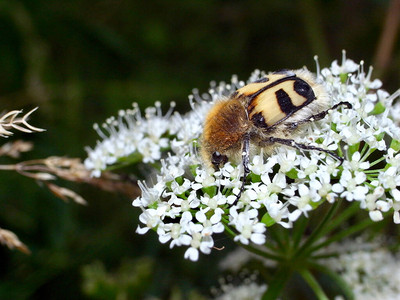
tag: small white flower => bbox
[348,151,370,171]
[261,172,287,194]
[230,209,266,245]
[132,180,165,208]
[287,184,318,219]
[262,195,292,228]
[330,50,359,75]
[159,222,191,248]
[136,208,165,234]
[250,153,276,175]
[297,156,320,179]
[379,166,400,190]
[276,149,300,173]
[170,178,192,195]
[184,222,214,261]
[369,210,383,222]
[333,169,369,201]
[195,208,224,235]
[193,168,216,190]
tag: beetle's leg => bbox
[285,101,352,129]
[268,136,344,165]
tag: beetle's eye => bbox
[211,151,228,168]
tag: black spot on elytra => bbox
[275,89,296,114]
[251,112,269,128]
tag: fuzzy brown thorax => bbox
[201,99,250,168]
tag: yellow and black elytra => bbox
[200,69,352,203]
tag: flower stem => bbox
[261,265,292,300]
[268,226,287,253]
[293,200,340,260]
[309,262,354,300]
[318,201,360,236]
[368,155,386,167]
[291,214,310,250]
[298,269,329,300]
[310,216,378,255]
[223,223,285,261]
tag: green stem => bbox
[282,224,291,253]
[261,266,292,300]
[294,201,340,259]
[318,201,360,236]
[268,226,286,253]
[223,223,285,261]
[291,215,309,250]
[309,262,354,300]
[359,142,370,159]
[223,222,237,237]
[241,243,285,262]
[364,169,382,173]
[311,252,340,260]
[369,155,386,167]
[310,216,377,255]
[298,269,329,300]
[262,237,282,253]
[362,148,377,162]
[367,175,379,182]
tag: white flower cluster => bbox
[84,101,176,177]
[85,52,400,261]
[213,280,267,300]
[321,239,400,300]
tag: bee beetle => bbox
[200,69,351,203]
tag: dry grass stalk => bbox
[0,228,30,254]
[0,107,45,137]
[0,156,140,205]
[0,140,33,158]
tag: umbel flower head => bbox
[320,238,400,300]
[85,51,400,261]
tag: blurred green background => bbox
[0,0,399,299]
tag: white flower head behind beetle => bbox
[85,51,400,261]
[321,238,400,300]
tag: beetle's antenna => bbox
[233,133,251,205]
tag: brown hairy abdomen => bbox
[203,100,249,153]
